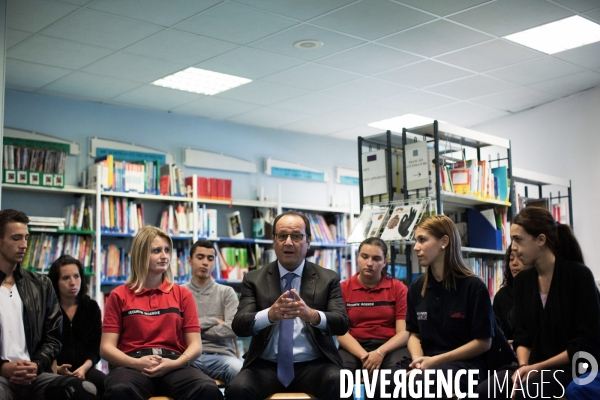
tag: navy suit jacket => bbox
[232,260,349,368]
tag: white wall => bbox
[475,85,600,278]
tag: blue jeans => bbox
[194,352,243,384]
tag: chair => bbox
[265,393,316,399]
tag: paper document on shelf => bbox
[405,141,429,190]
[480,209,497,229]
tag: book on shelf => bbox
[24,233,94,273]
[227,211,244,239]
[217,245,249,280]
[2,138,67,188]
[101,197,144,234]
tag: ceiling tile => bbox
[39,71,142,101]
[215,81,307,106]
[274,93,357,115]
[41,9,163,50]
[6,28,33,49]
[82,52,186,82]
[171,96,261,120]
[375,60,472,88]
[7,0,77,33]
[529,71,600,97]
[174,2,297,45]
[110,85,205,111]
[474,87,558,112]
[249,24,364,62]
[585,7,600,22]
[320,78,412,103]
[8,35,113,69]
[551,0,600,12]
[231,0,355,21]
[228,107,311,128]
[196,47,305,79]
[369,90,457,113]
[5,59,72,91]
[327,125,382,140]
[427,75,519,99]
[378,20,493,57]
[86,0,222,26]
[485,57,586,85]
[422,102,509,128]
[315,44,423,75]
[281,116,358,135]
[436,39,542,72]
[395,0,492,16]
[319,104,399,125]
[553,41,600,70]
[262,63,361,91]
[126,30,238,65]
[449,0,573,36]
[311,0,435,40]
[59,0,91,5]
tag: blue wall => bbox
[4,90,359,211]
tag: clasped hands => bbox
[268,289,320,325]
[134,355,177,378]
[0,360,38,385]
[57,363,88,379]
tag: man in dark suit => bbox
[225,211,349,400]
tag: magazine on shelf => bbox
[379,202,424,241]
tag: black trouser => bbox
[103,365,222,400]
[339,338,410,370]
[225,358,341,400]
[476,367,572,399]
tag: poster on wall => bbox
[361,149,387,197]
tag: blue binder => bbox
[467,210,502,250]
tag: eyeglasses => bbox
[274,233,307,243]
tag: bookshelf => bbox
[511,168,573,228]
[357,121,512,296]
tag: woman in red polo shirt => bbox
[100,225,223,400]
[338,237,410,374]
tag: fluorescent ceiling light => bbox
[368,114,435,131]
[504,16,600,54]
[152,67,252,95]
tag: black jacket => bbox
[0,265,62,373]
[232,261,349,368]
[57,296,102,369]
[512,258,600,364]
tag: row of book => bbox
[3,144,67,175]
[23,233,94,272]
[100,197,145,234]
[100,244,191,283]
[306,213,343,243]
[185,176,233,201]
[439,161,510,202]
[464,257,504,298]
[63,196,94,231]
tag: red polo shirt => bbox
[103,279,200,354]
[341,273,408,341]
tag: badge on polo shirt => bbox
[417,312,427,320]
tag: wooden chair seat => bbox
[149,397,173,400]
[265,393,316,399]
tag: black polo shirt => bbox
[406,270,494,360]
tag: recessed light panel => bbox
[368,114,435,131]
[504,16,600,54]
[152,67,252,95]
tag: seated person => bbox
[492,245,529,343]
[100,225,223,400]
[48,255,106,396]
[184,240,242,383]
[225,211,350,400]
[338,237,409,373]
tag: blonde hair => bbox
[416,215,475,296]
[126,225,174,293]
